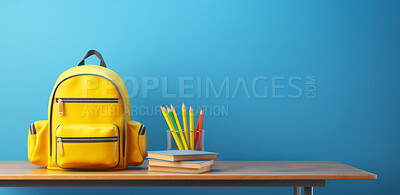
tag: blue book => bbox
[147,150,218,161]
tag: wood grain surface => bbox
[0,161,376,180]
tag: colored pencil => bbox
[182,103,189,145]
[197,108,204,151]
[194,108,203,149]
[194,121,199,149]
[189,106,194,150]
[167,107,184,149]
[160,105,183,150]
[171,105,189,150]
[168,107,188,150]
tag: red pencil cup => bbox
[166,130,205,151]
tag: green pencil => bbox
[167,107,185,149]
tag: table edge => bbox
[0,174,377,180]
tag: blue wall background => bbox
[0,0,398,194]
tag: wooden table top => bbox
[0,161,376,180]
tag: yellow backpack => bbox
[28,50,147,170]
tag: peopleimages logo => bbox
[79,75,318,117]
[122,76,317,99]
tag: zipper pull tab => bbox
[57,138,63,156]
[58,99,64,116]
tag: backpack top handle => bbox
[78,50,107,68]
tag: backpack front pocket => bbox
[56,124,120,169]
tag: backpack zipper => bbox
[58,99,64,116]
[57,137,118,143]
[56,98,119,103]
[30,123,37,135]
[57,138,63,156]
[56,98,119,116]
[57,137,118,156]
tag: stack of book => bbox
[147,150,218,174]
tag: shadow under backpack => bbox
[28,50,147,170]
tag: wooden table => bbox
[0,161,376,195]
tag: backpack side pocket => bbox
[28,120,48,166]
[126,120,147,166]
